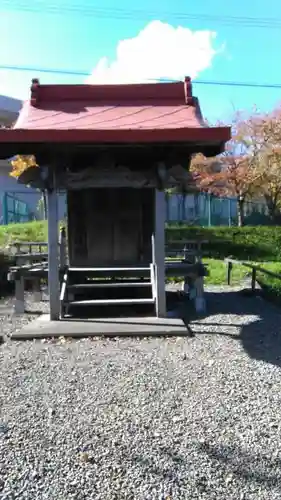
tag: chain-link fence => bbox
[166,193,270,226]
[0,191,67,225]
[0,190,270,227]
[1,192,35,224]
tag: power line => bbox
[0,64,88,77]
[2,0,281,29]
[0,63,281,90]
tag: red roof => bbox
[0,77,230,156]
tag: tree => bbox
[10,155,38,179]
[190,115,263,226]
[10,155,48,219]
[165,164,199,222]
[245,109,281,223]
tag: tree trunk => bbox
[237,197,245,227]
[264,194,279,224]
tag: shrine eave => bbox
[0,126,231,159]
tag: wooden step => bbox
[69,267,150,272]
[68,281,152,289]
[68,298,155,306]
[68,267,151,278]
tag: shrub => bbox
[255,263,281,303]
[0,221,47,248]
[1,221,281,300]
[166,225,281,262]
[0,222,280,262]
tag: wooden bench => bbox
[165,239,209,263]
[8,236,207,315]
[8,231,67,314]
[165,240,209,313]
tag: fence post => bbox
[226,260,232,285]
[251,268,257,292]
[2,193,8,225]
[228,198,231,227]
[208,193,212,227]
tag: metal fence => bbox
[0,191,67,225]
[1,192,36,224]
[0,190,270,227]
[166,193,270,226]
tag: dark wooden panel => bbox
[113,189,140,262]
[67,188,154,266]
[67,190,88,265]
[87,189,114,263]
[142,188,154,262]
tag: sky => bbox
[1,0,281,123]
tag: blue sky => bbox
[1,0,281,123]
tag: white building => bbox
[0,94,21,125]
[0,95,66,223]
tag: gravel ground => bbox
[1,286,281,499]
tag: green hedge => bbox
[0,222,280,262]
[166,225,281,262]
[0,221,281,300]
[0,221,47,248]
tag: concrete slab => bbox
[11,315,192,340]
[0,305,14,315]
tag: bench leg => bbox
[181,276,189,295]
[33,279,42,303]
[181,315,195,337]
[15,277,25,314]
[194,276,206,314]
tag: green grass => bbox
[203,258,248,285]
[205,258,281,299]
[167,258,249,285]
[0,221,47,248]
[254,262,281,297]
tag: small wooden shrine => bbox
[0,78,230,320]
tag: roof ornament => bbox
[30,78,40,107]
[184,76,193,105]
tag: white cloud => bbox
[0,71,27,100]
[87,20,218,84]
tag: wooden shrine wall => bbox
[67,188,154,266]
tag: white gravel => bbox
[1,286,281,499]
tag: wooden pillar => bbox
[152,189,166,317]
[59,227,67,268]
[47,186,60,320]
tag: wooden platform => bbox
[10,315,192,340]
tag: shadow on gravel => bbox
[198,441,281,491]
[198,290,281,369]
[21,288,281,367]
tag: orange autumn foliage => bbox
[10,155,38,179]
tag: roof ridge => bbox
[29,77,194,107]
